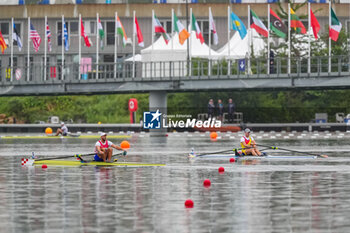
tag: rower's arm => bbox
[251,140,257,147]
[96,146,104,154]
[112,144,124,151]
[241,141,248,147]
[241,139,254,148]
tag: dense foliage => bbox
[0,94,149,124]
[1,90,349,124]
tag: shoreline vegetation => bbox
[0,90,350,124]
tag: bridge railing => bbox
[0,55,349,85]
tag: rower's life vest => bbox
[240,136,251,148]
[98,140,109,148]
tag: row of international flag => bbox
[0,22,43,54]
[0,5,343,54]
[230,6,341,42]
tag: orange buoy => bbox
[210,132,218,139]
[218,167,225,173]
[184,199,194,208]
[120,140,130,149]
[45,127,53,135]
[230,158,235,163]
[203,179,211,187]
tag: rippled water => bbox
[1,131,350,232]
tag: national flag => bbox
[153,14,170,44]
[0,30,7,54]
[80,19,91,47]
[134,16,144,47]
[97,17,105,49]
[290,8,306,34]
[46,21,52,52]
[270,8,287,38]
[116,16,128,47]
[13,23,23,51]
[191,12,204,44]
[173,13,190,45]
[209,8,218,45]
[250,9,268,38]
[329,7,342,41]
[63,19,69,51]
[30,23,41,52]
[310,9,320,39]
[231,11,247,40]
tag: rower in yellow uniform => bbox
[240,128,262,156]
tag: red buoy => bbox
[184,199,194,208]
[230,158,235,163]
[218,167,225,173]
[42,164,48,169]
[203,179,211,187]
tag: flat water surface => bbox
[1,131,350,233]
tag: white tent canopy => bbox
[218,29,266,59]
[125,54,141,62]
[141,31,220,60]
[140,31,220,78]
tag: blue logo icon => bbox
[143,109,162,129]
[239,59,245,72]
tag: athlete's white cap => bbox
[244,128,251,133]
[100,132,107,137]
[61,122,65,125]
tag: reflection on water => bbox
[1,133,350,232]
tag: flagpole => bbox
[62,15,64,80]
[328,1,331,73]
[133,10,135,78]
[228,6,230,75]
[288,3,291,74]
[28,17,30,82]
[267,4,270,75]
[186,0,189,76]
[152,10,154,51]
[171,8,174,51]
[152,10,155,77]
[79,14,81,80]
[248,5,251,75]
[114,12,118,79]
[27,17,30,81]
[189,7,192,76]
[209,7,211,76]
[10,17,13,82]
[308,2,311,74]
[96,13,99,79]
[44,16,47,81]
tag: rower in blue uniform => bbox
[94,132,125,162]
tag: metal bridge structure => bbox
[1,55,349,96]
[2,55,349,135]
